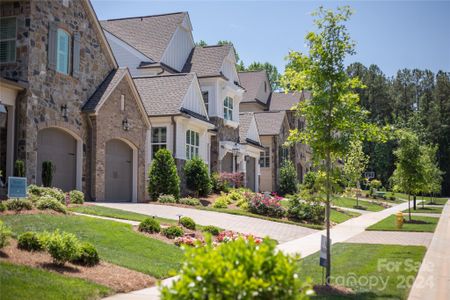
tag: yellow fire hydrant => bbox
[396,212,404,229]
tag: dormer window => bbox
[56,29,70,74]
[223,96,233,121]
[0,17,16,63]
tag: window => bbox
[151,127,167,158]
[223,96,233,121]
[259,147,270,168]
[185,130,199,160]
[0,17,16,63]
[202,91,209,113]
[56,29,70,74]
[279,147,289,164]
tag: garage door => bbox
[105,139,132,202]
[37,128,76,191]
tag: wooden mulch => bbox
[0,240,155,293]
[313,284,355,296]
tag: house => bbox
[101,12,260,191]
[0,0,149,202]
[238,70,312,191]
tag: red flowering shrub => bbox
[174,236,204,247]
[218,172,244,188]
[215,230,262,244]
[248,193,285,218]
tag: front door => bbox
[246,157,256,191]
[105,139,132,202]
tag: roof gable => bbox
[181,76,209,119]
[101,12,186,62]
[182,44,233,78]
[254,111,288,136]
[268,92,302,111]
[238,71,271,104]
[239,112,261,144]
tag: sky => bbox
[91,0,450,77]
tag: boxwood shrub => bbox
[162,226,184,239]
[138,218,161,233]
[0,221,12,249]
[69,190,84,204]
[72,242,99,266]
[5,199,33,212]
[179,197,200,206]
[180,217,196,230]
[36,196,67,214]
[0,202,5,212]
[158,194,177,204]
[18,232,44,251]
[46,230,80,265]
[202,225,221,236]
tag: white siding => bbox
[181,79,208,117]
[247,118,261,143]
[220,50,239,83]
[104,31,154,77]
[255,76,271,104]
[161,26,194,72]
[174,117,210,164]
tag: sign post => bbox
[7,177,27,199]
[319,235,329,268]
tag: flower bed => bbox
[248,193,285,218]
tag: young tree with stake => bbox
[343,139,369,208]
[281,6,383,285]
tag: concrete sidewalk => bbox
[408,201,450,300]
[346,230,433,247]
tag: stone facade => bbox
[88,76,148,202]
[0,0,115,193]
[209,116,239,173]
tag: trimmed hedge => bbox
[36,196,67,214]
[18,232,44,251]
[202,225,221,236]
[72,242,99,266]
[138,218,161,233]
[180,217,196,230]
[5,199,33,211]
[162,226,184,239]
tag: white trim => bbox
[180,75,209,119]
[5,105,15,178]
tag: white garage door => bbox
[105,139,132,202]
[37,128,76,191]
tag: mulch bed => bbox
[0,240,155,293]
[133,225,204,245]
[313,284,355,296]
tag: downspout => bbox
[171,116,176,158]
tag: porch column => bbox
[6,105,15,178]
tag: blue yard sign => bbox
[7,177,27,198]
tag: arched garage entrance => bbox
[37,127,81,191]
[105,139,135,202]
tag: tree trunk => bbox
[413,195,416,210]
[325,151,332,285]
[408,194,412,221]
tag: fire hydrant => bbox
[396,212,404,229]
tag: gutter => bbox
[171,115,176,157]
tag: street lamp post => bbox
[232,142,239,173]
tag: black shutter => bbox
[48,22,57,70]
[72,32,80,78]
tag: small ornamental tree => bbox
[15,160,25,177]
[343,140,369,207]
[278,160,298,195]
[390,130,424,221]
[419,144,443,207]
[148,149,180,200]
[184,157,211,197]
[42,161,54,187]
[160,236,312,299]
[280,6,384,284]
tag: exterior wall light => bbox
[60,104,68,119]
[122,118,130,131]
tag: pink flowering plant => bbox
[248,192,286,218]
[215,230,263,244]
[218,172,244,188]
[174,235,204,247]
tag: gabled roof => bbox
[238,70,270,103]
[182,44,233,78]
[83,68,127,112]
[101,12,187,62]
[239,112,261,145]
[254,111,288,136]
[269,92,302,111]
[133,73,195,116]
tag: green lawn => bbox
[70,205,179,224]
[425,198,448,205]
[330,209,361,224]
[332,197,385,212]
[389,192,448,203]
[0,214,183,278]
[300,243,426,299]
[402,206,443,214]
[0,262,111,300]
[367,215,439,232]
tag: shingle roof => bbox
[269,92,302,111]
[254,111,287,136]
[182,45,232,77]
[239,112,253,142]
[238,71,269,103]
[133,73,194,116]
[83,68,127,112]
[101,12,186,62]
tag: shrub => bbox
[18,232,43,251]
[215,230,262,244]
[158,194,177,204]
[227,189,245,203]
[0,221,12,249]
[46,230,80,265]
[138,218,161,233]
[162,226,184,239]
[219,172,243,188]
[43,188,65,203]
[72,242,99,266]
[212,196,228,208]
[174,236,203,247]
[184,157,211,197]
[36,196,67,214]
[42,161,54,187]
[179,197,200,206]
[279,160,298,195]
[180,217,196,230]
[160,237,312,299]
[202,225,221,236]
[5,199,33,212]
[0,202,5,212]
[148,149,180,200]
[248,193,285,218]
[15,160,25,177]
[287,196,325,224]
[69,190,84,204]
